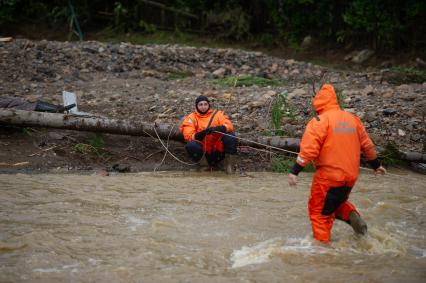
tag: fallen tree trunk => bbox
[0,109,424,162]
[0,108,185,141]
[0,109,300,151]
[399,151,426,163]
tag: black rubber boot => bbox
[35,101,76,113]
[223,154,236,174]
[348,211,368,235]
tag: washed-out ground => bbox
[0,39,425,173]
[1,39,425,282]
[0,126,272,174]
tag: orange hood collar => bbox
[313,84,340,114]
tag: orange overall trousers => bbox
[308,175,357,242]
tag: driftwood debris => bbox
[0,109,424,162]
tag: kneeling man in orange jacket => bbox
[288,84,386,243]
[180,95,237,173]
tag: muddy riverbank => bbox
[0,39,425,173]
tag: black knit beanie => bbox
[195,95,210,113]
[195,95,209,106]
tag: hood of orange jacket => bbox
[297,84,377,182]
[313,84,340,114]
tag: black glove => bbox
[210,125,227,133]
[367,158,381,170]
[194,129,208,141]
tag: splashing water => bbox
[0,171,425,282]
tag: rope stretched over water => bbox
[152,126,298,167]
[152,126,419,179]
[217,131,299,155]
[154,124,176,171]
[221,132,416,179]
[153,125,204,166]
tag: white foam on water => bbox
[33,268,61,273]
[231,236,332,268]
[126,215,148,231]
[33,263,79,273]
[62,263,79,269]
[283,236,331,254]
[332,227,407,256]
[385,221,423,240]
[409,246,426,258]
[88,258,102,265]
[230,227,411,269]
[230,238,282,268]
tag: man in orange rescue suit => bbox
[288,84,386,243]
[180,95,237,173]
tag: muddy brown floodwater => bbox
[0,171,425,282]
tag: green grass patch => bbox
[73,143,98,155]
[261,130,274,136]
[335,88,345,109]
[73,133,108,158]
[88,133,105,149]
[166,70,193,80]
[304,163,316,172]
[22,127,34,137]
[271,94,284,135]
[271,156,293,173]
[387,67,426,84]
[271,92,297,136]
[271,156,315,173]
[378,142,405,166]
[214,75,287,87]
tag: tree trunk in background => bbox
[0,109,300,151]
[0,109,424,162]
[0,108,183,140]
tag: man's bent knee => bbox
[222,132,237,154]
[185,140,204,161]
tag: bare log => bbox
[0,109,300,151]
[0,109,424,162]
[399,151,426,163]
[239,135,300,152]
[0,109,184,141]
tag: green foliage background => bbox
[0,0,425,50]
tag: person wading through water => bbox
[180,95,237,173]
[288,84,386,243]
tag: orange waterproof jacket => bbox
[180,109,234,153]
[296,84,377,182]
